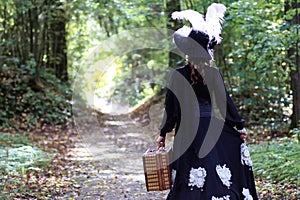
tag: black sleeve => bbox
[207,67,245,131]
[159,72,180,137]
[224,89,245,130]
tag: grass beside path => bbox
[250,136,299,199]
[0,121,299,199]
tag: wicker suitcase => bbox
[142,146,172,191]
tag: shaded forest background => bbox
[0,0,299,135]
[0,0,299,199]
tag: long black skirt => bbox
[167,117,258,200]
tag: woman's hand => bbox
[156,136,165,148]
[240,133,248,141]
[238,128,248,141]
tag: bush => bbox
[250,136,299,184]
[0,61,72,130]
[0,132,53,199]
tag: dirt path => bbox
[67,106,171,199]
[60,103,299,200]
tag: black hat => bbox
[172,3,226,60]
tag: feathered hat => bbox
[172,3,227,60]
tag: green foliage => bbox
[0,132,29,147]
[250,136,300,185]
[220,0,295,131]
[0,145,50,174]
[87,0,296,128]
[290,126,300,142]
[68,0,299,134]
[109,49,168,107]
[0,61,72,130]
[69,0,170,109]
[0,0,71,130]
[1,0,296,132]
[0,132,53,199]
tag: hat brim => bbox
[173,27,212,60]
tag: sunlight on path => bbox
[93,95,131,115]
[69,104,170,199]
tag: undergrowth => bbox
[250,136,299,185]
[0,132,53,199]
[0,63,72,130]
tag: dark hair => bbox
[186,56,211,85]
[189,63,205,85]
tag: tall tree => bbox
[0,0,68,86]
[48,0,68,82]
[286,0,300,128]
[165,0,182,68]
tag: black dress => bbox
[159,64,258,200]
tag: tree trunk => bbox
[166,0,182,68]
[286,0,300,128]
[291,71,300,128]
[53,21,68,82]
[49,0,68,82]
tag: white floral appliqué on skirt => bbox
[216,164,232,189]
[240,143,253,167]
[212,195,230,200]
[188,167,207,190]
[242,188,253,200]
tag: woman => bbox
[157,3,258,200]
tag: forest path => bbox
[67,103,171,199]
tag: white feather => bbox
[171,3,226,44]
[171,10,205,31]
[205,3,227,44]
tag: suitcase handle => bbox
[147,146,169,153]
